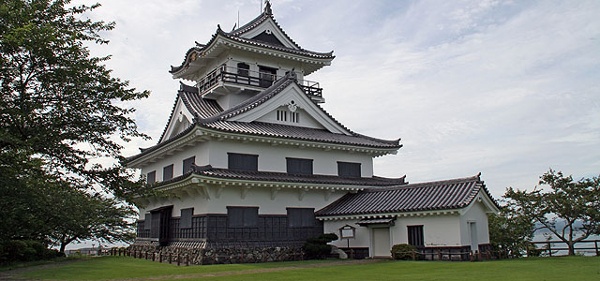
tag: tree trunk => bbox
[59,242,66,254]
[568,242,575,256]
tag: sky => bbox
[83,0,600,198]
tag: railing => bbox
[528,240,600,257]
[196,65,323,98]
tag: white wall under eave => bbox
[459,200,491,246]
[323,220,372,248]
[139,142,210,182]
[393,215,462,247]
[139,183,346,219]
[324,214,463,252]
[208,139,374,177]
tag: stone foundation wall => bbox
[129,240,305,265]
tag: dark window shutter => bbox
[228,153,258,171]
[337,162,361,178]
[227,206,258,227]
[237,63,249,76]
[183,156,196,173]
[287,208,315,227]
[163,164,174,180]
[286,158,313,175]
[180,208,193,229]
[144,213,152,230]
[146,171,156,184]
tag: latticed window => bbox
[408,225,424,247]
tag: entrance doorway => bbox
[372,228,391,258]
[469,222,478,252]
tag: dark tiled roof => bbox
[154,165,407,187]
[316,174,498,216]
[137,75,400,161]
[170,6,334,74]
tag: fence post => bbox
[547,242,552,257]
[595,241,599,257]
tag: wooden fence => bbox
[528,240,600,257]
[109,248,192,266]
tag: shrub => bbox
[391,244,418,260]
[303,233,339,259]
[0,240,61,264]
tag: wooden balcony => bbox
[197,65,323,102]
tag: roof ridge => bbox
[364,174,482,193]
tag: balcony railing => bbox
[197,65,323,99]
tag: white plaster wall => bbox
[140,184,346,218]
[323,220,371,248]
[140,142,210,181]
[208,139,374,176]
[459,200,491,245]
[323,214,464,252]
[392,215,462,247]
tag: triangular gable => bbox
[230,2,301,51]
[459,188,500,215]
[235,18,300,50]
[227,81,352,135]
[160,97,196,143]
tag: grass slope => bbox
[14,256,600,281]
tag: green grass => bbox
[13,256,600,281]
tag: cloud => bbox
[86,0,600,197]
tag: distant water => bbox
[532,230,599,256]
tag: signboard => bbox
[339,225,355,239]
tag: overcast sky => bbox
[84,0,600,198]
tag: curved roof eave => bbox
[170,26,334,76]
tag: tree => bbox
[505,169,600,256]
[43,186,137,253]
[488,205,536,258]
[0,0,149,199]
[0,0,150,254]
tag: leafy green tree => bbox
[505,169,600,256]
[0,0,149,199]
[43,186,137,253]
[0,0,150,254]
[488,205,535,258]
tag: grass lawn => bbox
[9,256,599,281]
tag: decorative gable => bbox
[235,18,300,50]
[160,97,195,143]
[227,78,351,135]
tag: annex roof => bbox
[315,174,500,217]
